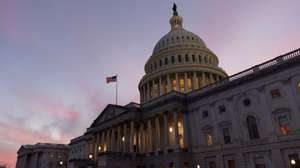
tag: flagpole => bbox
[116,74,118,105]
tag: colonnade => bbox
[88,110,189,160]
[141,71,223,102]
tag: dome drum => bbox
[139,5,228,103]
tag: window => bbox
[298,82,300,89]
[254,157,266,168]
[208,161,216,168]
[172,80,177,91]
[219,105,226,113]
[192,55,195,62]
[206,133,213,146]
[180,78,185,92]
[178,55,182,62]
[165,57,168,65]
[228,160,236,168]
[187,78,192,91]
[159,60,162,66]
[243,99,251,106]
[171,56,175,63]
[198,55,202,63]
[271,89,281,98]
[202,111,208,118]
[278,115,291,135]
[185,54,189,62]
[247,116,260,140]
[223,128,231,144]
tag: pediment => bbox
[91,104,127,127]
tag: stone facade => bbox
[16,143,69,168]
[68,5,300,168]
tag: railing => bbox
[192,48,300,95]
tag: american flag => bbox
[106,75,117,83]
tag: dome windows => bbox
[185,54,189,62]
[165,57,169,65]
[178,55,182,62]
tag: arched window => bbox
[165,57,169,65]
[171,56,175,63]
[178,55,182,63]
[247,116,260,140]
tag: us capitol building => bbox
[16,4,300,168]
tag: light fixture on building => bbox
[178,122,182,127]
[298,82,300,89]
[59,161,63,165]
[98,146,102,151]
[122,136,125,142]
[291,159,296,165]
[169,127,173,132]
[88,154,93,159]
[197,165,201,168]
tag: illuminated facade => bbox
[16,143,69,168]
[67,4,300,168]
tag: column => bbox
[176,73,180,91]
[117,125,121,152]
[130,121,135,153]
[147,82,150,99]
[182,111,189,149]
[140,123,145,153]
[193,72,198,90]
[173,110,180,149]
[155,116,161,151]
[167,75,172,92]
[210,73,214,84]
[100,131,105,152]
[163,112,169,152]
[184,72,188,92]
[123,123,127,152]
[148,120,153,153]
[152,80,156,97]
[202,72,206,87]
[111,128,115,152]
[106,129,110,151]
[143,85,147,102]
[95,132,100,159]
[159,77,163,95]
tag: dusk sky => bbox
[1,0,300,167]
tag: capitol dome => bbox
[139,4,228,103]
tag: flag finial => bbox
[172,3,178,16]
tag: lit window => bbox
[169,127,173,133]
[187,78,192,91]
[98,146,101,151]
[180,79,185,92]
[271,89,281,98]
[172,80,177,91]
[206,134,213,146]
[223,128,231,144]
[202,111,208,118]
[278,115,291,135]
